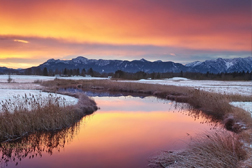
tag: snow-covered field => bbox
[0,75,109,83]
[126,77,252,115]
[0,89,78,113]
[230,102,252,117]
[0,75,97,113]
[133,77,252,96]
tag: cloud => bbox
[0,0,250,51]
[0,35,250,68]
[13,39,29,44]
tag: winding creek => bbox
[0,95,221,168]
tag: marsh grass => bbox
[42,79,252,130]
[41,79,252,167]
[0,92,97,142]
[149,129,251,168]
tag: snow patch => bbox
[230,102,252,116]
[127,78,252,96]
[185,61,202,67]
[0,75,109,83]
[0,89,78,113]
[225,62,234,69]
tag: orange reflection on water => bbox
[58,97,213,168]
[4,96,218,168]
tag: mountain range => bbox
[37,56,252,74]
[1,56,252,74]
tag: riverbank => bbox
[41,79,252,167]
[0,92,97,142]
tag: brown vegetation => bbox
[0,93,97,142]
[42,79,252,130]
[41,79,252,168]
[149,129,251,168]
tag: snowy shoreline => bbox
[127,77,252,115]
[0,75,108,111]
[131,77,252,96]
[0,75,251,115]
[0,89,79,113]
[0,74,109,83]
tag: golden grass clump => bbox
[0,93,97,142]
[149,129,251,168]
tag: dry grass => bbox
[149,129,251,168]
[42,79,252,131]
[0,92,97,142]
[41,79,252,168]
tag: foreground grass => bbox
[149,129,252,168]
[0,93,97,142]
[41,79,252,167]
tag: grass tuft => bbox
[149,129,251,168]
[0,93,97,142]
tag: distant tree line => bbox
[12,67,252,81]
[21,67,112,77]
[112,70,252,81]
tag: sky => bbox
[0,0,251,68]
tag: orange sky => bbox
[0,0,250,68]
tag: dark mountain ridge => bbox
[37,56,252,74]
[37,56,189,73]
[1,56,251,74]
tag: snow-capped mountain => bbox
[32,56,252,74]
[38,56,189,73]
[186,57,252,73]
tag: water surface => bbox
[0,96,219,168]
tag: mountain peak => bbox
[140,58,148,62]
[46,58,56,63]
[75,56,88,60]
[72,56,88,64]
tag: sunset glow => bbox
[0,0,250,68]
[13,39,29,44]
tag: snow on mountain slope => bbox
[33,56,252,74]
[186,57,252,73]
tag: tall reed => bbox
[149,129,251,168]
[0,93,97,142]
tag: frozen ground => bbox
[230,102,252,116]
[0,75,109,83]
[0,89,78,113]
[0,82,43,90]
[132,77,252,96]
[0,75,102,113]
[128,77,252,114]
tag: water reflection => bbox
[0,123,80,167]
[58,88,149,98]
[0,96,221,168]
